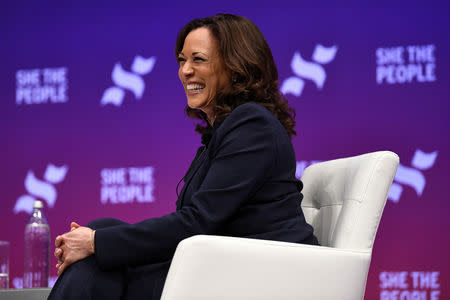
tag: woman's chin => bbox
[187,98,206,110]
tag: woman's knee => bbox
[87,218,128,230]
[49,256,125,300]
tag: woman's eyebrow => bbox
[192,51,208,56]
[178,51,209,57]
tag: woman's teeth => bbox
[187,83,205,91]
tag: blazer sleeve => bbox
[94,104,277,270]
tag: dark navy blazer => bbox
[94,102,318,270]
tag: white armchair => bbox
[161,151,399,300]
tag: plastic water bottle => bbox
[23,200,50,288]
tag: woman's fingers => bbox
[54,247,62,259]
[54,225,94,273]
[57,250,75,275]
[54,222,84,272]
[55,235,63,247]
[57,261,68,275]
[70,222,80,231]
[57,248,70,274]
[55,247,64,270]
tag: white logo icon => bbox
[296,149,437,204]
[281,44,338,97]
[388,149,438,203]
[101,55,156,106]
[14,164,68,214]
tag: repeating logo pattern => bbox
[281,44,338,97]
[14,164,68,214]
[376,44,436,85]
[100,166,154,204]
[379,270,441,299]
[388,149,438,203]
[296,149,437,204]
[101,55,156,106]
[16,67,68,105]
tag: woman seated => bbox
[49,13,319,300]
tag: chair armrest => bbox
[161,235,371,300]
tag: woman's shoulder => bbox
[222,101,279,128]
[211,101,284,146]
[232,101,274,117]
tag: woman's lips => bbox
[186,82,205,95]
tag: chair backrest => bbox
[301,151,399,251]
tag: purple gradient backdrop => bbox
[1,1,449,298]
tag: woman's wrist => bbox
[90,230,96,254]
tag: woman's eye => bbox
[194,57,205,62]
[177,57,186,63]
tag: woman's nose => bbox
[180,61,194,77]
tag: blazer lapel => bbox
[176,146,207,209]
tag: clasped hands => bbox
[54,222,95,275]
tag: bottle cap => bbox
[33,200,43,209]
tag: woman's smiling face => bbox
[178,27,230,121]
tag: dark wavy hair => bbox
[175,14,296,137]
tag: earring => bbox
[231,72,238,84]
